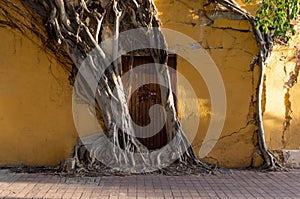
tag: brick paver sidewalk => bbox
[0,169,299,198]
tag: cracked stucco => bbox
[263,29,300,151]
[1,0,298,168]
[155,0,261,168]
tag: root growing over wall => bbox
[5,0,213,174]
[0,0,284,173]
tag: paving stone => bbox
[0,170,299,198]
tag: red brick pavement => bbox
[0,169,299,198]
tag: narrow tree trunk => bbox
[215,0,282,170]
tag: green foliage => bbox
[254,0,299,41]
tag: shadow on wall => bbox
[0,27,77,166]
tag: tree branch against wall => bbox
[1,0,214,175]
[0,0,293,174]
[254,0,299,43]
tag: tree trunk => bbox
[3,0,210,174]
[0,0,281,174]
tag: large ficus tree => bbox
[0,0,281,174]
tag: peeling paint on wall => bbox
[0,0,299,168]
[155,0,261,168]
[263,23,300,152]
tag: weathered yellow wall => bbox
[0,0,262,168]
[0,28,77,166]
[3,0,298,168]
[155,0,261,168]
[263,24,300,151]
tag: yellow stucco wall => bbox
[263,25,300,151]
[0,0,261,168]
[0,28,77,166]
[2,0,298,168]
[154,0,261,168]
